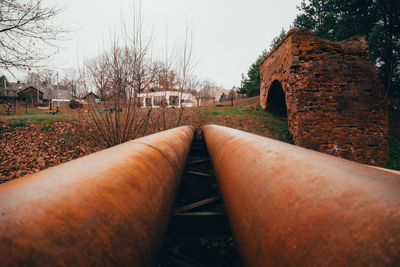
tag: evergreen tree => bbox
[239,50,268,97]
[270,28,287,50]
[0,75,7,87]
[293,0,400,99]
[239,29,287,98]
[219,92,227,102]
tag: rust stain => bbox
[0,126,194,266]
[203,124,400,266]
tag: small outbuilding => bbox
[81,92,101,104]
[18,86,44,103]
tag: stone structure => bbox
[260,29,389,166]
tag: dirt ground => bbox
[0,97,278,183]
[0,120,101,183]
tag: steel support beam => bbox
[0,126,194,266]
[203,124,400,266]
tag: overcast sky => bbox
[43,0,301,88]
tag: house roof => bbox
[81,92,100,100]
[0,83,72,100]
[30,84,72,100]
[18,86,44,95]
[143,87,185,93]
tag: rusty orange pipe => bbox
[0,126,194,266]
[203,124,400,266]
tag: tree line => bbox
[0,0,223,103]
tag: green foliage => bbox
[1,109,73,122]
[69,99,81,109]
[388,134,400,170]
[194,103,293,143]
[239,28,287,99]
[293,0,400,99]
[0,75,7,87]
[270,28,287,50]
[387,110,400,170]
[219,93,227,102]
[239,50,268,98]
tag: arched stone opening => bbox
[267,80,287,116]
[259,29,389,166]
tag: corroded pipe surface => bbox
[0,126,194,266]
[203,124,400,266]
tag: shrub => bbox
[219,93,226,102]
[69,100,81,109]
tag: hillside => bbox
[184,96,293,143]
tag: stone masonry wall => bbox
[260,29,389,166]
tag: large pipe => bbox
[0,126,194,266]
[203,124,400,266]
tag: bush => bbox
[69,100,81,109]
[219,93,226,102]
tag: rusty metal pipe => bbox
[0,126,194,266]
[203,124,400,266]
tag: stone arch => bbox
[266,80,287,116]
[259,28,389,166]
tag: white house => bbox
[138,90,194,108]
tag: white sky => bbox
[33,0,301,88]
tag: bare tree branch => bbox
[0,0,64,71]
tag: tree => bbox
[0,75,8,87]
[40,69,55,84]
[155,64,177,91]
[62,69,80,99]
[199,80,217,101]
[24,69,54,84]
[219,92,226,102]
[239,50,268,97]
[293,0,400,100]
[229,88,236,105]
[85,3,159,147]
[270,28,287,50]
[25,72,42,84]
[0,0,64,71]
[85,55,110,100]
[239,28,288,98]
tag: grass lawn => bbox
[0,108,75,123]
[1,98,398,171]
[187,97,399,171]
[186,99,293,143]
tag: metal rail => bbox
[0,126,194,266]
[203,124,400,266]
